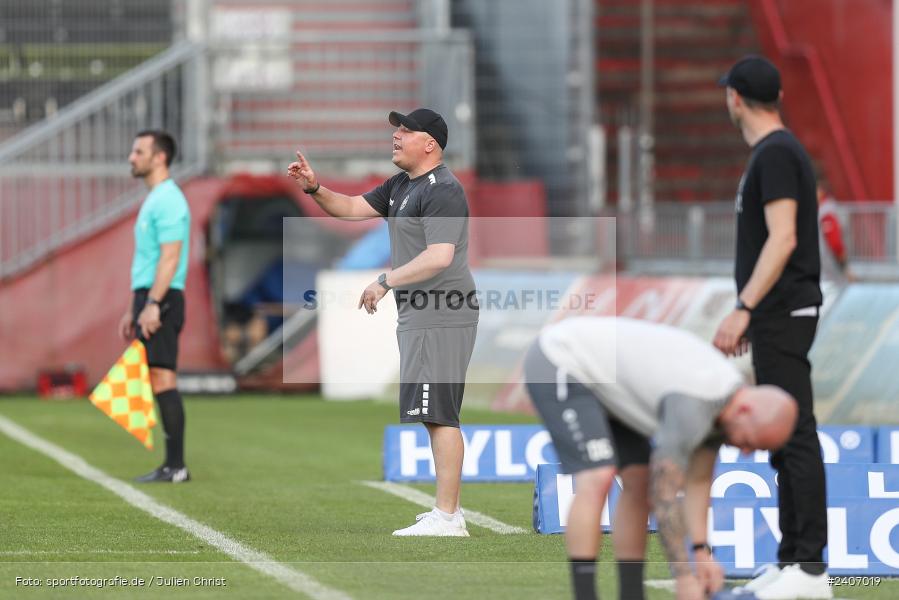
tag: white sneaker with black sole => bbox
[392,508,469,537]
[734,563,782,594]
[755,564,832,600]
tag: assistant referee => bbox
[120,130,191,484]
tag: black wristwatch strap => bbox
[304,182,321,195]
[691,542,713,555]
[735,298,753,313]
[377,273,392,290]
[147,297,161,307]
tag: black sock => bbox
[570,558,598,600]
[617,560,644,600]
[156,389,185,469]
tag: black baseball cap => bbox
[718,56,782,103]
[388,108,448,149]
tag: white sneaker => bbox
[755,564,832,600]
[734,563,782,594]
[392,508,469,537]
[411,509,467,528]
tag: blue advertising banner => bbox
[533,463,656,534]
[533,462,899,575]
[716,426,874,464]
[385,425,876,482]
[534,462,594,534]
[710,463,899,498]
[710,498,899,577]
[383,424,557,482]
[876,427,899,463]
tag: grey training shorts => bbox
[397,325,477,427]
[523,341,651,474]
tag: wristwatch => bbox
[691,542,713,556]
[146,297,161,308]
[735,298,753,313]
[304,182,321,195]
[377,273,392,290]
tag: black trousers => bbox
[749,313,827,574]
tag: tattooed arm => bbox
[650,394,726,599]
[650,456,703,600]
[684,446,724,595]
[684,446,717,546]
[649,456,691,576]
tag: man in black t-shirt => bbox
[288,109,478,537]
[713,56,831,600]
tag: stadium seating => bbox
[0,0,171,130]
[213,0,425,167]
[597,0,759,203]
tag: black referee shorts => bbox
[132,288,185,371]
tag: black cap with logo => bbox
[718,55,782,103]
[388,108,448,149]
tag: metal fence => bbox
[0,24,475,280]
[450,0,595,219]
[172,0,475,172]
[0,41,207,279]
[209,30,475,173]
[2,0,894,281]
[0,0,174,133]
[616,202,898,264]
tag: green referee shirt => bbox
[131,179,191,291]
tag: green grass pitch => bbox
[0,395,894,599]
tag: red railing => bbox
[752,0,868,200]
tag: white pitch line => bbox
[0,415,352,600]
[360,480,528,535]
[0,550,202,556]
[645,579,676,592]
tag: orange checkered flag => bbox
[89,340,158,449]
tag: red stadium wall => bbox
[0,182,223,392]
[0,174,384,391]
[0,173,545,392]
[747,0,892,201]
[469,180,549,263]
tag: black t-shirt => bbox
[363,164,479,331]
[734,129,822,315]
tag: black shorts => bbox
[397,325,477,427]
[523,342,651,474]
[132,288,185,371]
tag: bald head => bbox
[720,385,798,453]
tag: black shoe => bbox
[134,465,191,483]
